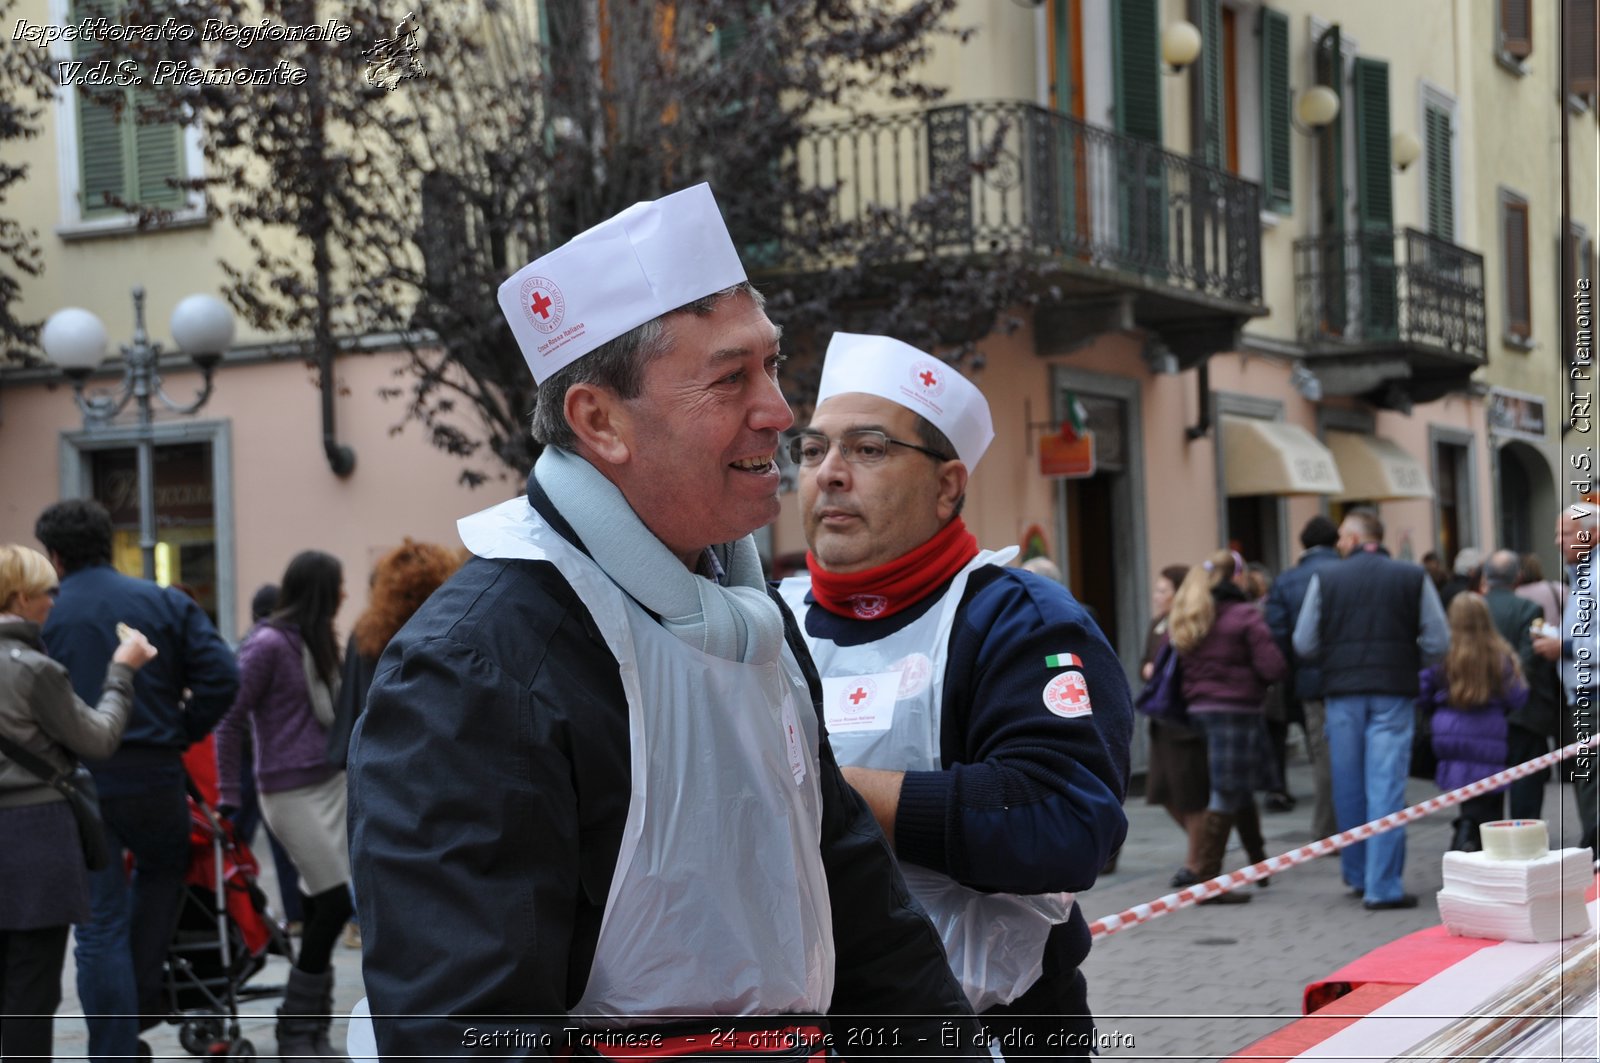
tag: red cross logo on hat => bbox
[910,361,947,398]
[519,276,565,334]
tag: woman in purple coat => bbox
[215,550,350,1060]
[1420,592,1528,853]
[1169,549,1288,904]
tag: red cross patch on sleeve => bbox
[1043,671,1093,718]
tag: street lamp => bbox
[40,286,235,582]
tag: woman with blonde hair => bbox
[0,544,155,1059]
[1170,549,1288,903]
[1142,564,1212,887]
[1419,592,1527,852]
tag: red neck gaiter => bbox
[808,518,980,621]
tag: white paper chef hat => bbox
[496,183,747,384]
[816,333,995,468]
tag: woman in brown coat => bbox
[0,545,155,1059]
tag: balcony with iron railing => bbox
[1293,228,1486,406]
[775,100,1266,364]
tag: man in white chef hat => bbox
[348,188,980,1058]
[777,334,1132,1062]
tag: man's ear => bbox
[565,383,631,465]
[935,461,969,522]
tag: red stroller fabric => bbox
[184,798,273,957]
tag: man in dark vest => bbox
[1482,550,1557,824]
[1292,508,1448,910]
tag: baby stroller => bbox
[156,786,296,1057]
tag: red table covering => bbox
[1225,871,1599,1062]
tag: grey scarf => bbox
[536,447,784,665]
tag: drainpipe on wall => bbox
[1185,362,1212,440]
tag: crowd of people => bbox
[0,502,459,1061]
[3,182,1596,1061]
[1139,507,1597,914]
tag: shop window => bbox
[90,441,220,628]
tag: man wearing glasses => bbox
[777,334,1131,1062]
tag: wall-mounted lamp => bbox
[1290,85,1341,135]
[1391,130,1422,172]
[1290,362,1324,402]
[1161,20,1202,75]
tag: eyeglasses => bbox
[787,429,950,467]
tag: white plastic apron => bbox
[778,549,1072,1013]
[465,499,835,1021]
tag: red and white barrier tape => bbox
[1088,739,1593,939]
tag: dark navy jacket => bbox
[1264,545,1341,700]
[348,483,981,1058]
[798,565,1131,1044]
[43,563,238,796]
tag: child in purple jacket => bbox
[1419,592,1528,852]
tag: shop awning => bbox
[1221,415,1344,496]
[1326,431,1434,501]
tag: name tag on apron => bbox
[821,671,902,733]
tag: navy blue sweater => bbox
[43,563,238,795]
[799,565,1131,1040]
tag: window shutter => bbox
[1191,0,1224,168]
[1353,57,1395,339]
[1315,26,1343,237]
[1424,105,1453,240]
[1567,0,1598,97]
[72,0,185,216]
[1353,58,1392,233]
[1503,198,1531,338]
[1114,0,1162,143]
[1259,7,1291,212]
[133,90,184,209]
[78,93,126,218]
[715,13,748,63]
[1501,0,1533,60]
[73,0,120,216]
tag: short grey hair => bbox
[912,414,965,518]
[529,282,765,450]
[1571,502,1600,530]
[1483,549,1521,588]
[1342,507,1383,543]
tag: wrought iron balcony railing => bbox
[1293,228,1486,361]
[788,100,1263,308]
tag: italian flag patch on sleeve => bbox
[1045,653,1083,669]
